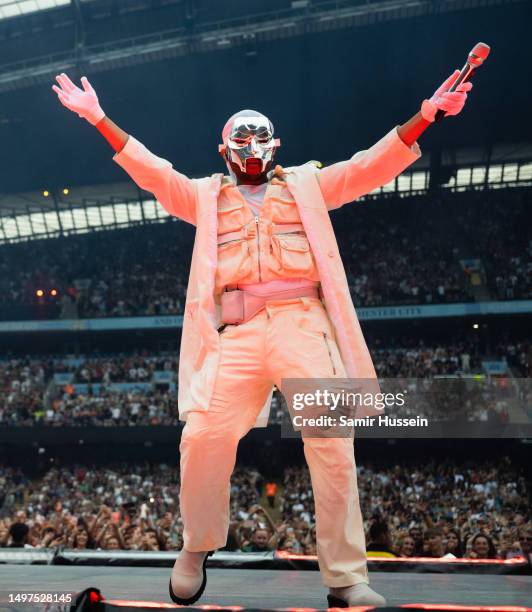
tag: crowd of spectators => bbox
[0,459,529,564]
[497,340,532,420]
[0,223,192,321]
[0,187,529,320]
[497,340,532,378]
[371,343,480,378]
[0,353,180,426]
[2,338,521,427]
[74,355,179,384]
[337,197,471,306]
[33,390,177,427]
[277,458,531,561]
[465,188,531,301]
[0,463,262,552]
[0,358,48,427]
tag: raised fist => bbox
[421,70,473,122]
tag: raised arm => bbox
[95,116,129,153]
[52,73,197,225]
[319,70,472,210]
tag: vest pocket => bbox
[270,233,315,275]
[216,239,253,287]
[270,194,301,224]
[217,201,245,233]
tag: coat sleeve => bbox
[317,126,422,211]
[113,135,197,225]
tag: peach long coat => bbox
[113,127,421,427]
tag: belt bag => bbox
[220,286,320,325]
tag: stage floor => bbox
[1,566,531,608]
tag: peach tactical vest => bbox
[215,177,321,295]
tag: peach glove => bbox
[421,69,473,122]
[52,73,105,126]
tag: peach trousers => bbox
[178,297,369,587]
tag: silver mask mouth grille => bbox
[227,117,276,173]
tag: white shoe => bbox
[328,582,386,606]
[169,549,213,605]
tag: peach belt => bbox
[220,285,321,326]
[217,222,305,245]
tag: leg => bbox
[180,317,272,551]
[172,315,272,602]
[302,436,368,587]
[179,410,251,552]
[266,299,384,603]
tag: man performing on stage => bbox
[52,70,471,606]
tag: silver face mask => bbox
[220,115,280,174]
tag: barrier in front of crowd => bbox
[0,548,529,575]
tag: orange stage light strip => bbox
[93,600,532,612]
[103,602,177,609]
[104,602,245,610]
[324,607,373,611]
[101,602,372,611]
[402,606,531,612]
[275,551,528,565]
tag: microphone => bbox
[435,42,491,122]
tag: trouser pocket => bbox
[284,301,344,377]
[322,331,337,376]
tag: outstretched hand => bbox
[52,73,105,125]
[421,69,473,123]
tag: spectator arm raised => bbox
[254,505,277,534]
[94,521,110,547]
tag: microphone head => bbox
[468,42,490,67]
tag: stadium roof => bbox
[0,0,525,92]
[0,0,70,21]
[1,0,530,198]
[1,144,531,244]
